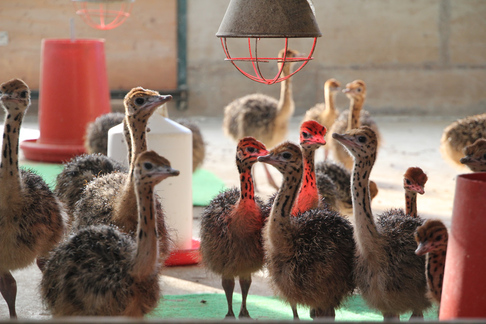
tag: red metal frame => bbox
[220,37,317,85]
[73,1,133,31]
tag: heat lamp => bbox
[216,0,321,85]
[72,0,135,30]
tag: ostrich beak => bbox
[415,242,431,256]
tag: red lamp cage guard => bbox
[73,0,134,31]
[216,0,321,85]
[220,37,318,85]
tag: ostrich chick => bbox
[328,80,381,170]
[258,142,355,319]
[55,153,127,228]
[303,79,341,130]
[0,79,65,318]
[460,138,486,172]
[57,107,132,226]
[403,167,428,218]
[415,219,448,307]
[303,79,341,160]
[316,161,380,216]
[84,112,125,155]
[41,151,179,317]
[222,48,299,188]
[440,113,486,168]
[332,126,431,320]
[200,137,269,319]
[72,88,173,262]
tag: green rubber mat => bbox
[20,161,225,206]
[149,293,439,321]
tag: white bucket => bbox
[107,109,193,250]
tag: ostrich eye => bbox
[135,97,145,105]
[20,90,28,98]
[247,147,256,153]
[356,88,362,92]
[302,132,310,138]
[358,136,366,143]
[143,162,153,170]
[405,179,411,185]
[282,152,292,159]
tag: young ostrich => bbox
[460,138,486,172]
[55,153,127,228]
[0,78,65,318]
[403,167,428,218]
[56,94,141,225]
[303,79,342,129]
[316,161,379,216]
[328,80,381,170]
[41,151,179,317]
[258,142,355,320]
[440,113,486,168]
[303,79,341,159]
[332,126,431,320]
[200,137,269,319]
[84,112,125,155]
[415,219,449,307]
[72,88,173,261]
[222,48,299,188]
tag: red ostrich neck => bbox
[239,168,255,202]
[292,146,319,215]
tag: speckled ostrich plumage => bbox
[41,151,179,317]
[0,78,65,318]
[72,87,173,262]
[55,153,127,228]
[460,138,486,172]
[415,219,448,306]
[333,126,431,320]
[200,137,269,319]
[259,141,355,319]
[440,113,486,168]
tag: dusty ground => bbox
[1,114,465,320]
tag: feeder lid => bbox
[216,0,321,38]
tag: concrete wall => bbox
[0,0,485,117]
[0,0,178,90]
[186,0,486,117]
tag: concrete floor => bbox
[1,114,465,320]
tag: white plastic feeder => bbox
[107,107,193,252]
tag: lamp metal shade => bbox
[216,0,321,38]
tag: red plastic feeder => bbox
[440,173,486,320]
[165,239,201,267]
[21,39,111,163]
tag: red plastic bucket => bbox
[20,39,111,162]
[440,172,486,319]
